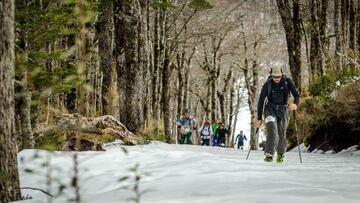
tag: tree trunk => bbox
[142,0,151,129]
[205,78,211,118]
[211,77,217,120]
[319,0,329,75]
[357,0,360,66]
[341,0,349,54]
[176,53,184,116]
[310,0,321,77]
[291,0,302,91]
[218,69,232,122]
[138,0,148,129]
[349,0,356,70]
[243,60,258,150]
[96,0,113,115]
[301,20,311,80]
[335,0,342,73]
[239,21,259,150]
[65,35,77,113]
[183,47,195,110]
[0,0,21,200]
[152,8,160,122]
[250,51,259,150]
[227,78,235,147]
[231,83,242,143]
[276,0,302,92]
[183,66,190,110]
[19,89,33,149]
[15,35,34,149]
[162,51,172,142]
[114,0,145,132]
[78,0,88,116]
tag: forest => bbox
[1,0,360,202]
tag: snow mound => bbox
[288,143,309,152]
[338,145,360,155]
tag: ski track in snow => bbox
[15,142,360,203]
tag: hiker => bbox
[198,119,213,146]
[235,130,247,150]
[214,122,229,147]
[211,118,220,146]
[256,67,300,163]
[176,108,196,144]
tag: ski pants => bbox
[217,136,225,147]
[179,132,192,144]
[201,138,210,146]
[264,105,289,156]
[237,141,244,149]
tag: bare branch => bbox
[21,187,54,197]
[336,52,360,67]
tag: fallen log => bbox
[34,113,141,150]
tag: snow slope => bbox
[16,142,360,203]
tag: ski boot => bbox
[276,154,284,163]
[264,153,273,162]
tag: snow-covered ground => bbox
[16,142,360,203]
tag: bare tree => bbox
[236,18,261,150]
[309,0,329,78]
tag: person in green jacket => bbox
[211,118,220,146]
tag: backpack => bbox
[200,124,210,136]
[267,75,290,104]
[180,116,193,127]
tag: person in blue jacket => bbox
[176,108,196,144]
[235,130,247,149]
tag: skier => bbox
[176,108,196,144]
[235,130,247,149]
[198,119,213,146]
[256,67,300,163]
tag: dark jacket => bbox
[215,128,228,140]
[257,76,300,120]
[235,134,247,142]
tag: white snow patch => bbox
[312,149,325,154]
[288,144,309,153]
[338,145,360,155]
[325,150,336,154]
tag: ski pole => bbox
[293,110,303,163]
[246,128,259,160]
